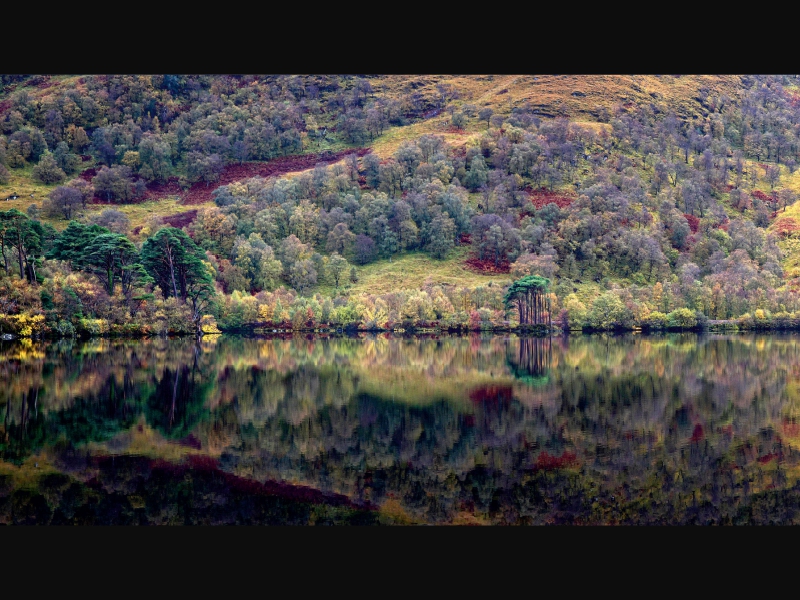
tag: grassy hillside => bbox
[317,247,512,297]
[370,74,744,120]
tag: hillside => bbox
[3,74,800,336]
[0,74,751,238]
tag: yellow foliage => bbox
[200,315,222,334]
[258,303,274,321]
[0,313,46,337]
[78,318,110,335]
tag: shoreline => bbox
[3,319,799,341]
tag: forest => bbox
[3,74,800,336]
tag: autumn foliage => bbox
[534,451,579,471]
[684,213,700,233]
[464,256,511,274]
[774,218,800,238]
[527,187,575,209]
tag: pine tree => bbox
[141,227,215,334]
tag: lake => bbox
[2,333,799,524]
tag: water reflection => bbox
[3,333,800,524]
[507,336,551,384]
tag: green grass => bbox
[0,172,206,234]
[0,163,61,218]
[314,247,513,297]
[112,198,212,234]
[370,117,481,159]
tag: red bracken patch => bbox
[534,451,579,471]
[161,209,198,229]
[141,176,183,202]
[464,256,510,274]
[684,213,700,233]
[775,218,800,238]
[527,187,575,209]
[80,167,98,182]
[757,452,779,465]
[782,419,800,437]
[469,385,514,405]
[27,75,51,89]
[180,148,371,205]
[751,189,771,203]
[107,454,374,509]
[79,149,371,206]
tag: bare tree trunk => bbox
[167,245,179,300]
[17,239,25,279]
[1,237,8,273]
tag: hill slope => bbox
[4,74,800,335]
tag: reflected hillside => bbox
[4,334,800,524]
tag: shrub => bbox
[0,313,45,336]
[200,314,221,334]
[647,311,668,330]
[55,320,76,337]
[77,318,110,336]
[666,308,697,330]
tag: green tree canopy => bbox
[1,209,49,282]
[141,227,215,332]
[83,233,152,297]
[503,275,551,326]
[47,221,111,266]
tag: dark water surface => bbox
[2,333,800,524]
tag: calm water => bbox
[2,333,800,524]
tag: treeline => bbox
[0,211,215,336]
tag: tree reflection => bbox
[506,336,552,384]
